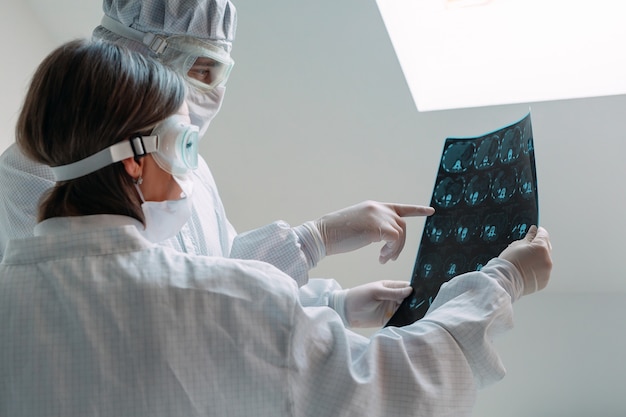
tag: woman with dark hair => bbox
[17,39,190,236]
[0,39,552,417]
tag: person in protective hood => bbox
[93,0,237,137]
[0,0,434,328]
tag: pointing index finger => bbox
[391,204,435,218]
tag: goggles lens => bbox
[160,36,234,91]
[186,57,232,91]
[151,115,200,175]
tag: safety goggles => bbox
[50,115,200,181]
[159,36,234,92]
[100,15,234,92]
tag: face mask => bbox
[135,175,194,243]
[186,85,226,138]
[150,115,200,175]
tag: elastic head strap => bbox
[100,15,168,55]
[50,136,158,181]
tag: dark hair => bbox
[16,39,186,223]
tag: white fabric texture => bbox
[0,215,519,417]
[101,0,237,44]
[0,143,310,285]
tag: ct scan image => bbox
[386,113,538,327]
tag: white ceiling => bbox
[376,0,626,110]
[19,0,626,296]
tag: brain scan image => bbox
[509,211,536,240]
[387,113,539,328]
[518,165,536,199]
[434,177,465,208]
[415,253,442,279]
[464,174,491,206]
[442,141,475,173]
[491,169,517,204]
[500,126,522,164]
[454,214,480,244]
[474,135,499,170]
[425,216,453,244]
[480,212,508,243]
[443,254,467,279]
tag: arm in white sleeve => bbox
[229,221,312,286]
[287,258,521,417]
[422,258,520,388]
[298,278,343,308]
[0,144,55,260]
[229,220,328,287]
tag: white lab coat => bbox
[0,215,521,417]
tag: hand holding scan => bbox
[314,201,435,263]
[498,225,552,295]
[331,280,414,328]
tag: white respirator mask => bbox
[186,84,226,138]
[135,174,194,243]
[149,114,200,175]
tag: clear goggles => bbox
[100,15,234,92]
[159,36,234,92]
[50,115,200,181]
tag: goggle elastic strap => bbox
[100,15,169,55]
[100,15,234,91]
[50,136,158,181]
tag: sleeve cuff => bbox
[293,221,326,268]
[329,288,350,326]
[481,258,525,303]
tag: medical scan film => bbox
[386,113,538,327]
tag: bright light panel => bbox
[376,0,626,111]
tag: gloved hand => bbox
[498,225,553,296]
[331,280,413,328]
[315,201,435,264]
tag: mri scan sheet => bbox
[387,113,538,327]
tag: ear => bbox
[121,156,143,180]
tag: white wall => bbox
[0,2,55,151]
[475,293,626,416]
[3,0,626,416]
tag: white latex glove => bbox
[315,201,435,264]
[498,225,553,296]
[330,280,413,328]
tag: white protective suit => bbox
[0,214,522,417]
